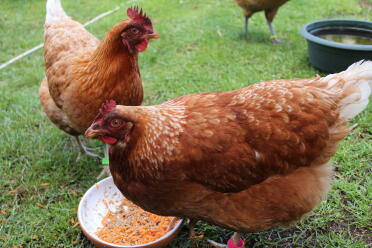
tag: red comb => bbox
[93,100,117,122]
[101,100,117,115]
[127,6,152,28]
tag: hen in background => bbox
[234,0,289,42]
[39,0,158,160]
[86,61,371,247]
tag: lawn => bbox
[0,0,371,247]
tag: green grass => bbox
[0,0,371,247]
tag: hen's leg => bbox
[207,232,245,248]
[188,219,198,238]
[244,16,249,39]
[75,136,102,161]
[267,21,281,43]
[97,144,111,179]
[264,8,282,43]
[228,232,245,248]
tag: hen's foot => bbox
[270,36,284,44]
[208,232,245,248]
[74,136,102,161]
[207,239,227,248]
[85,146,101,152]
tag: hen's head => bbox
[120,7,159,53]
[85,100,135,146]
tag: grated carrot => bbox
[96,199,177,246]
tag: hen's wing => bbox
[44,15,99,108]
[39,78,79,136]
[178,79,341,193]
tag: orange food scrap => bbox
[71,217,75,224]
[40,183,49,186]
[96,199,178,246]
[102,199,109,208]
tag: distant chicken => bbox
[86,61,371,248]
[234,0,289,42]
[39,0,158,159]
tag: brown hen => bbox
[86,61,371,247]
[39,0,158,159]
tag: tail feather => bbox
[321,60,372,119]
[45,0,68,24]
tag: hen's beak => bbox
[147,32,160,39]
[85,126,103,139]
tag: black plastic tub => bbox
[300,19,372,72]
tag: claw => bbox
[270,35,284,44]
[207,239,228,248]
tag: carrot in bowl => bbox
[96,199,178,246]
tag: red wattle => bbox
[99,136,118,145]
[135,39,149,52]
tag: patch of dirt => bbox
[329,221,372,245]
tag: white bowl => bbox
[78,176,183,248]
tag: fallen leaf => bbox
[0,210,7,215]
[36,203,47,209]
[71,217,75,224]
[7,190,18,194]
[32,235,40,241]
[68,189,78,196]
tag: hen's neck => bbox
[116,104,187,166]
[84,32,139,87]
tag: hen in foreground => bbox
[39,0,158,159]
[234,0,289,42]
[86,61,371,247]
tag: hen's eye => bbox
[110,119,123,128]
[131,28,139,34]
